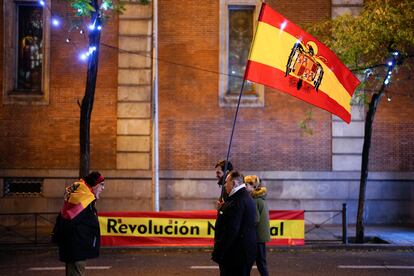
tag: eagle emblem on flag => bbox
[285,41,325,91]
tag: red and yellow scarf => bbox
[61,180,96,220]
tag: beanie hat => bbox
[244,175,260,188]
[83,171,105,187]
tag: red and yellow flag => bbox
[61,180,96,220]
[244,3,360,123]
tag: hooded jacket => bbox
[251,187,271,243]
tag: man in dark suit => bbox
[212,170,257,276]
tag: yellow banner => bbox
[98,211,304,246]
[100,217,216,238]
[99,216,304,239]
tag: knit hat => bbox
[244,175,260,188]
[83,171,105,187]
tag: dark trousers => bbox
[219,261,254,276]
[65,261,86,276]
[256,242,269,276]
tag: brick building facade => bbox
[0,0,413,224]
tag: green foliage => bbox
[307,0,414,107]
[308,0,414,69]
[298,109,314,136]
[66,0,150,18]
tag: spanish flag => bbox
[244,3,360,123]
[61,180,96,220]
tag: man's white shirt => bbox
[229,183,246,197]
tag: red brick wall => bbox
[0,0,118,170]
[268,0,331,26]
[158,0,332,171]
[1,0,412,173]
[369,63,414,171]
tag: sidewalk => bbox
[303,224,414,249]
[0,224,413,251]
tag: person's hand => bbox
[216,200,224,210]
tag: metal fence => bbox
[0,205,348,246]
[304,203,348,244]
[0,212,58,245]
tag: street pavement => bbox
[1,224,413,275]
[1,247,414,275]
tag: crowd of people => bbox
[52,160,270,276]
[212,160,270,276]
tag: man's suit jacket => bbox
[212,187,257,267]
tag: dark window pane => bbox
[4,178,43,196]
[228,6,255,95]
[16,3,43,92]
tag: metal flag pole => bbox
[219,79,247,200]
[220,3,264,195]
[225,81,247,163]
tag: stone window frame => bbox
[3,0,51,105]
[219,0,264,107]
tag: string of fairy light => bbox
[39,0,103,61]
[362,51,403,102]
[38,0,411,101]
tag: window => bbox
[3,0,50,104]
[3,178,43,197]
[219,0,263,107]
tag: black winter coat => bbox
[56,203,100,262]
[212,187,257,267]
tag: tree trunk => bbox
[355,86,385,243]
[79,0,101,178]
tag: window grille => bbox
[3,178,43,197]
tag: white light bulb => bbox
[52,18,60,27]
[79,53,87,61]
[39,0,45,6]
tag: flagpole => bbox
[220,79,246,199]
[225,79,246,163]
[220,3,264,195]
